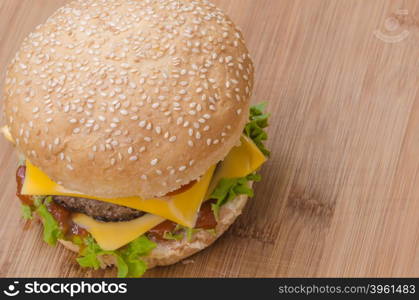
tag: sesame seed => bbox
[128,147,133,154]
[150,158,158,166]
[130,156,138,161]
[169,136,177,143]
[179,166,187,172]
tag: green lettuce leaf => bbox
[163,231,184,241]
[76,236,104,269]
[185,227,199,241]
[245,102,270,157]
[115,255,130,278]
[210,173,261,218]
[35,197,62,246]
[77,235,156,278]
[33,196,45,207]
[118,235,156,278]
[21,204,33,220]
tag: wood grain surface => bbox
[0,0,418,278]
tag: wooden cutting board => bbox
[0,0,418,278]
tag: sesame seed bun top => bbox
[3,0,254,199]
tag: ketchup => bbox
[148,220,178,241]
[195,200,218,230]
[16,166,33,205]
[148,200,218,242]
[70,222,88,237]
[47,201,71,232]
[46,201,88,238]
[166,180,197,196]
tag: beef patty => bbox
[53,196,144,222]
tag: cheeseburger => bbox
[1,0,270,277]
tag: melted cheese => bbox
[22,135,266,228]
[1,125,14,143]
[206,135,267,197]
[73,213,165,251]
[23,162,215,228]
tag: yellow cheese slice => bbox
[1,125,14,143]
[73,213,165,251]
[23,162,215,228]
[206,135,267,197]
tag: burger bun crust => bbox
[4,0,254,199]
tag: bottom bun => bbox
[59,193,249,270]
